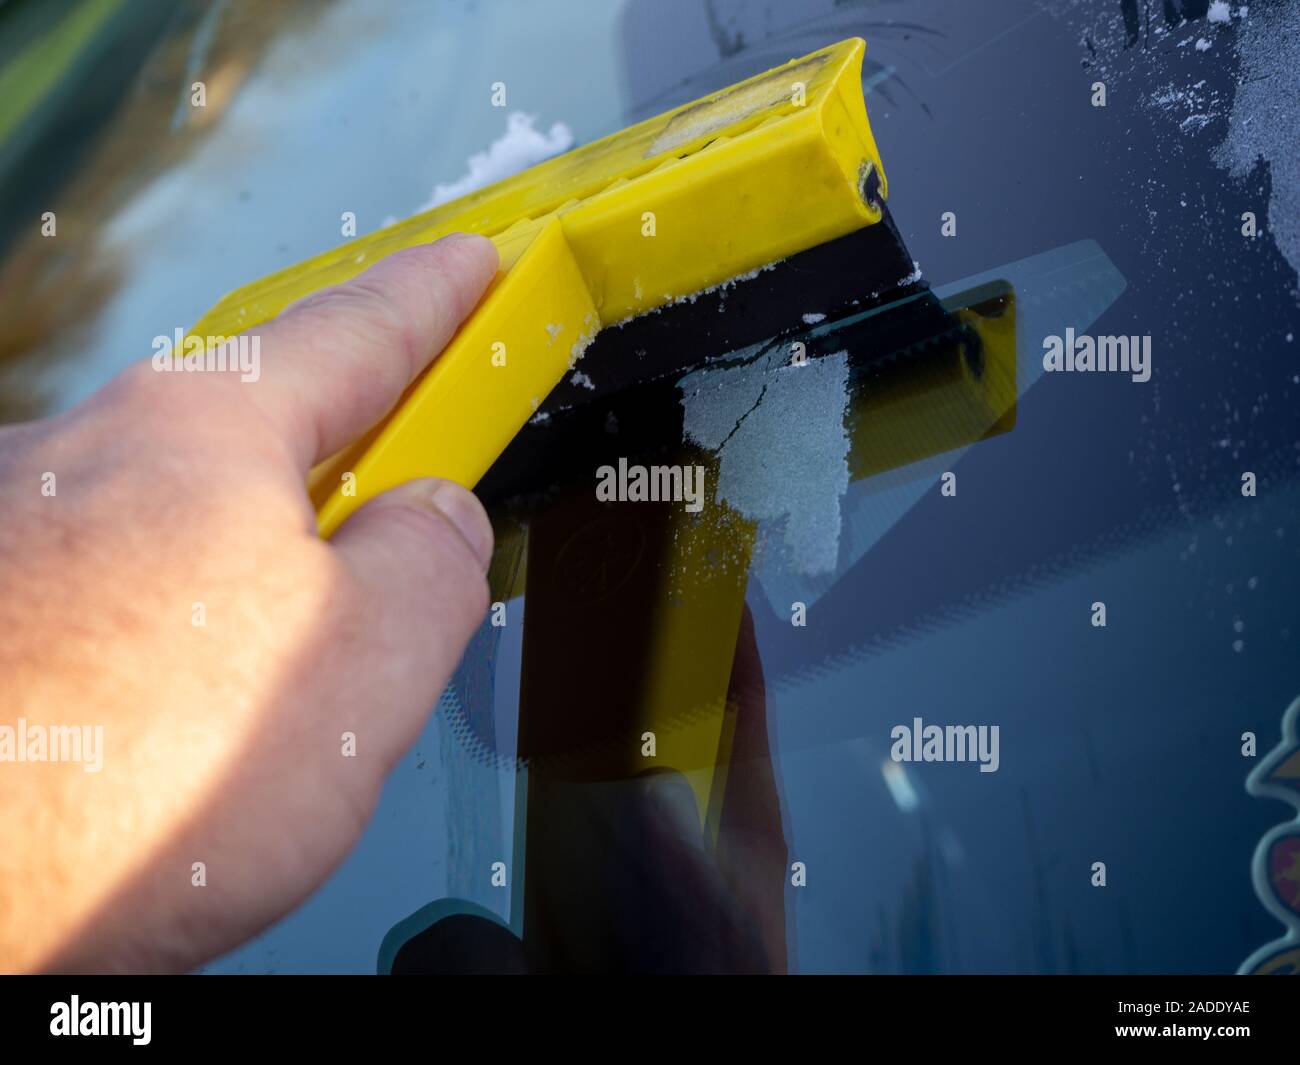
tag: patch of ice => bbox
[1215,3,1300,293]
[415,112,573,213]
[1148,80,1223,136]
[679,345,851,575]
[612,260,783,327]
[566,313,600,369]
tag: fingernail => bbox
[439,231,489,249]
[428,480,494,570]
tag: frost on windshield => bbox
[1214,4,1300,292]
[1052,0,1299,298]
[679,344,851,575]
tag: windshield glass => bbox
[3,0,1297,974]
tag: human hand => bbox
[0,233,498,973]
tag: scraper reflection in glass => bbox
[378,214,1127,972]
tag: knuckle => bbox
[288,283,417,375]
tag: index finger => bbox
[244,234,498,472]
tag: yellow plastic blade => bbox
[190,37,887,536]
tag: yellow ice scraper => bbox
[190,37,888,536]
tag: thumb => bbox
[329,477,494,761]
